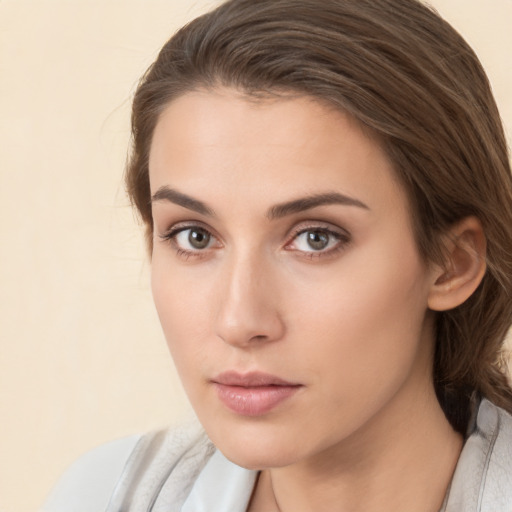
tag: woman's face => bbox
[149,89,438,469]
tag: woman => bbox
[43,0,512,510]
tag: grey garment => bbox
[442,399,512,511]
[43,399,512,512]
[105,423,218,512]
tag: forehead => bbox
[148,88,407,218]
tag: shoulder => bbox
[41,423,215,512]
[41,434,142,512]
[106,422,216,510]
[475,399,512,509]
[445,398,512,511]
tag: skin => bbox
[149,89,464,512]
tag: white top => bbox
[41,399,512,512]
[42,435,142,512]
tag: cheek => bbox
[151,259,214,375]
[287,238,431,386]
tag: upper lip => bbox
[212,371,301,387]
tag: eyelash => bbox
[159,222,351,261]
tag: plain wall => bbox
[0,1,511,511]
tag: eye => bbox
[296,230,332,251]
[159,224,221,257]
[286,225,350,257]
[175,227,213,250]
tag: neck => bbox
[249,381,463,512]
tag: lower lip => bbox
[213,383,301,416]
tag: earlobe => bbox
[428,216,487,312]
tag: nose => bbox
[214,252,285,348]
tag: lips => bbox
[211,371,302,416]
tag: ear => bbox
[428,216,487,312]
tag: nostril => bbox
[250,334,268,342]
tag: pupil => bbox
[189,229,210,249]
[307,231,328,250]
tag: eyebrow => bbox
[151,186,369,219]
[267,192,369,219]
[151,186,215,217]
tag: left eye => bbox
[291,229,342,252]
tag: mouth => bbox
[211,371,303,416]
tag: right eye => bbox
[160,225,221,257]
[161,226,216,251]
[175,227,213,250]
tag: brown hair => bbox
[126,0,512,433]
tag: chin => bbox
[221,444,298,471]
[205,420,305,470]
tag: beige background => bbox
[1,1,511,511]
